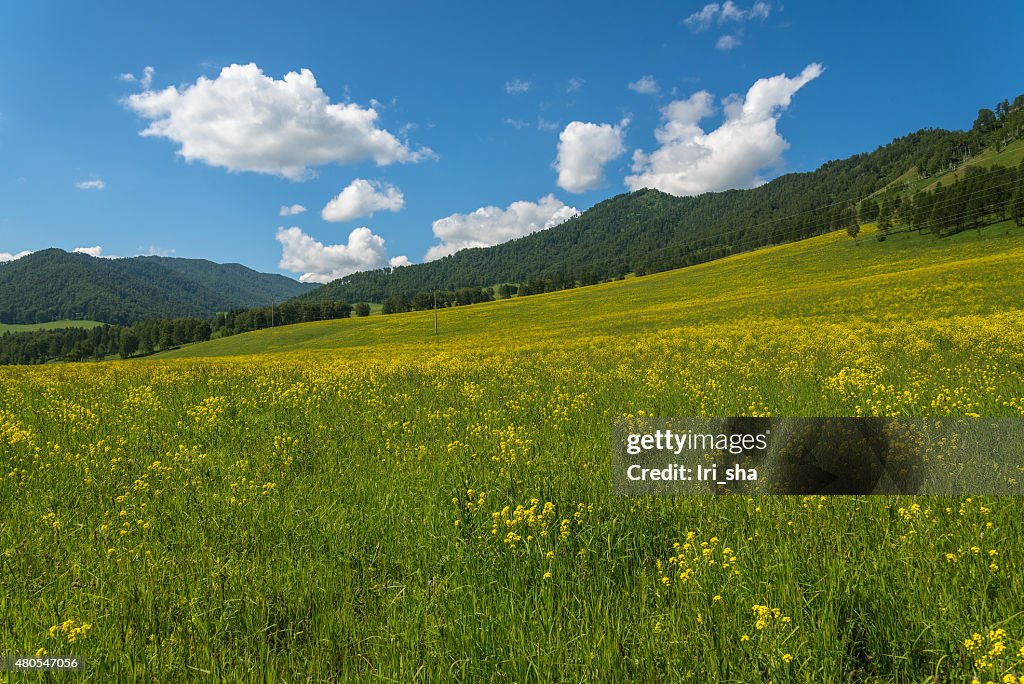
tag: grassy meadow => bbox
[2,224,1024,681]
[0,320,103,335]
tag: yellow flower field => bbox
[2,225,1024,681]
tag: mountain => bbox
[0,250,314,325]
[299,95,1024,304]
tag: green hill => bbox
[22,213,1024,684]
[873,137,1024,198]
[162,219,1024,360]
[140,255,316,307]
[297,94,1024,305]
[0,249,314,325]
[298,127,955,304]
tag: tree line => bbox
[857,161,1024,239]
[381,287,498,314]
[0,299,357,365]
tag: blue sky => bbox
[1,1,1021,281]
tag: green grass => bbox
[3,222,1024,682]
[0,320,104,334]
[162,219,1024,360]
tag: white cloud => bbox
[0,250,31,263]
[628,75,660,95]
[119,66,154,89]
[276,226,393,283]
[75,179,105,190]
[537,116,559,132]
[425,194,577,261]
[321,179,405,222]
[505,79,531,94]
[555,120,628,193]
[280,204,307,216]
[685,1,770,31]
[124,63,431,180]
[716,34,742,50]
[389,255,411,267]
[567,77,585,93]
[742,1,771,20]
[72,245,123,258]
[626,63,823,196]
[684,3,721,30]
[505,118,530,130]
[140,245,176,256]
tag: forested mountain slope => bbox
[0,249,313,325]
[302,95,1024,303]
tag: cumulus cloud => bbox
[555,120,629,193]
[505,79,531,94]
[276,226,394,283]
[389,255,411,267]
[685,1,770,31]
[75,179,105,190]
[425,195,577,261]
[625,63,823,196]
[280,204,307,216]
[0,250,32,263]
[321,179,405,222]
[716,34,742,50]
[628,76,660,95]
[124,63,431,180]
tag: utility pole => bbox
[433,290,438,335]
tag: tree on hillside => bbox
[843,205,859,238]
[192,319,212,342]
[909,191,930,233]
[877,197,893,240]
[891,195,910,231]
[973,108,997,132]
[411,291,434,311]
[119,330,139,358]
[1014,162,1024,227]
[381,295,411,315]
[354,303,371,317]
[858,198,879,224]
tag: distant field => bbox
[3,222,1024,681]
[0,319,103,334]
